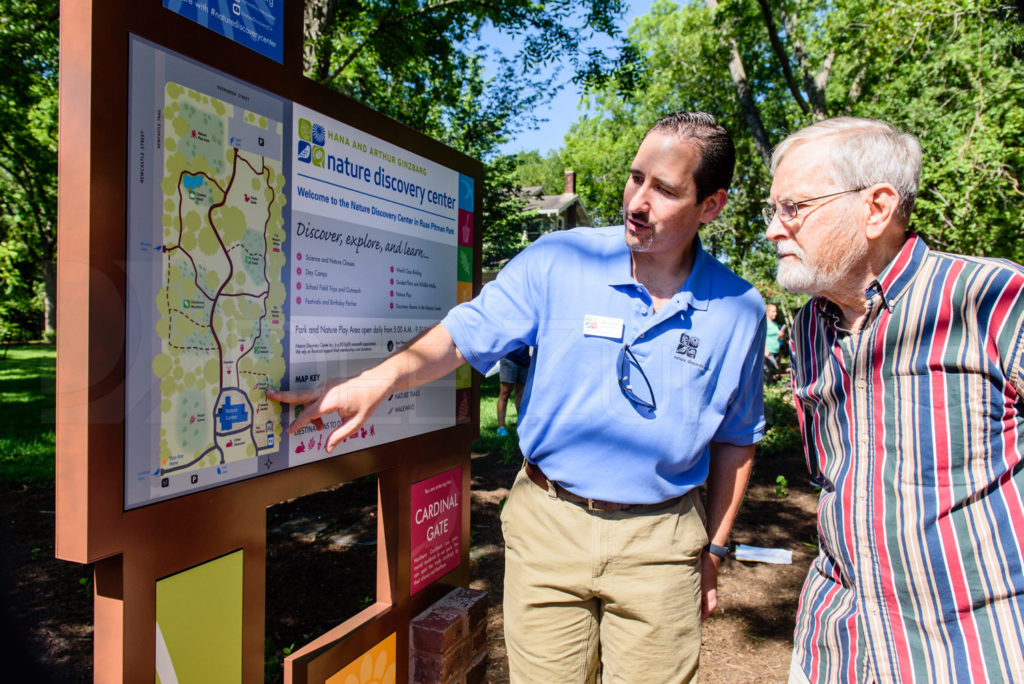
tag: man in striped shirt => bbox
[765,117,1024,683]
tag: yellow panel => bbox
[325,633,396,684]
[155,550,243,684]
[456,363,472,390]
[457,281,473,304]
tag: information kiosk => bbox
[56,1,482,681]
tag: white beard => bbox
[775,215,868,296]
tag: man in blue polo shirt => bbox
[269,112,766,682]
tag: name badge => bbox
[583,314,624,340]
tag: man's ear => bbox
[699,188,728,224]
[864,184,900,239]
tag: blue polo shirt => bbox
[442,226,766,503]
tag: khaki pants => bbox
[500,467,708,683]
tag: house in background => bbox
[484,171,594,285]
[519,170,592,242]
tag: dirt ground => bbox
[0,444,817,683]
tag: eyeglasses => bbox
[761,188,864,226]
[618,344,656,410]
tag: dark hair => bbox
[645,112,735,202]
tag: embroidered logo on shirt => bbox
[674,332,707,369]
[676,333,700,358]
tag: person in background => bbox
[763,303,785,380]
[765,116,1024,683]
[270,112,766,683]
[496,345,530,436]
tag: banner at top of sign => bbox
[163,0,284,64]
[291,103,460,247]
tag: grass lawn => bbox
[0,345,56,486]
[0,348,518,486]
[471,371,521,461]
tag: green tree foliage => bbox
[303,0,638,159]
[0,0,58,339]
[847,2,1024,261]
[509,149,569,195]
[481,155,532,268]
[0,240,44,342]
[565,0,1024,293]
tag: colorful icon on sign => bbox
[311,123,325,146]
[298,118,312,142]
[297,140,312,163]
[312,146,325,167]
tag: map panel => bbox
[124,38,473,509]
[154,82,287,477]
[126,38,291,508]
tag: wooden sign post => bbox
[56,1,481,681]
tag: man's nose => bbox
[764,213,790,242]
[627,185,650,214]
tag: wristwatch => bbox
[704,542,729,560]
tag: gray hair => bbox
[771,117,922,224]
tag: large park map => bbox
[152,82,287,478]
[126,38,461,508]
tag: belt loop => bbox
[587,498,596,511]
[546,477,557,500]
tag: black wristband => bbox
[704,542,729,560]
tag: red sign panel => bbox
[409,467,461,595]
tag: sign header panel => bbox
[162,0,284,63]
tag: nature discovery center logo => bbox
[296,117,326,167]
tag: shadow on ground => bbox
[0,438,816,684]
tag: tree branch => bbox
[847,65,866,105]
[705,0,773,167]
[782,7,828,118]
[319,0,482,87]
[808,49,834,117]
[755,0,808,115]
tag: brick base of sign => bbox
[410,588,488,683]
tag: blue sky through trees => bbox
[478,1,651,154]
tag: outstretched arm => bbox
[700,440,755,620]
[267,323,464,452]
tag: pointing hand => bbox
[268,375,389,452]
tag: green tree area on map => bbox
[152,83,287,475]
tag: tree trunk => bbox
[755,0,809,116]
[705,0,773,167]
[42,259,56,338]
[782,8,830,119]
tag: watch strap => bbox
[705,542,729,560]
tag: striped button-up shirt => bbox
[790,235,1024,683]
